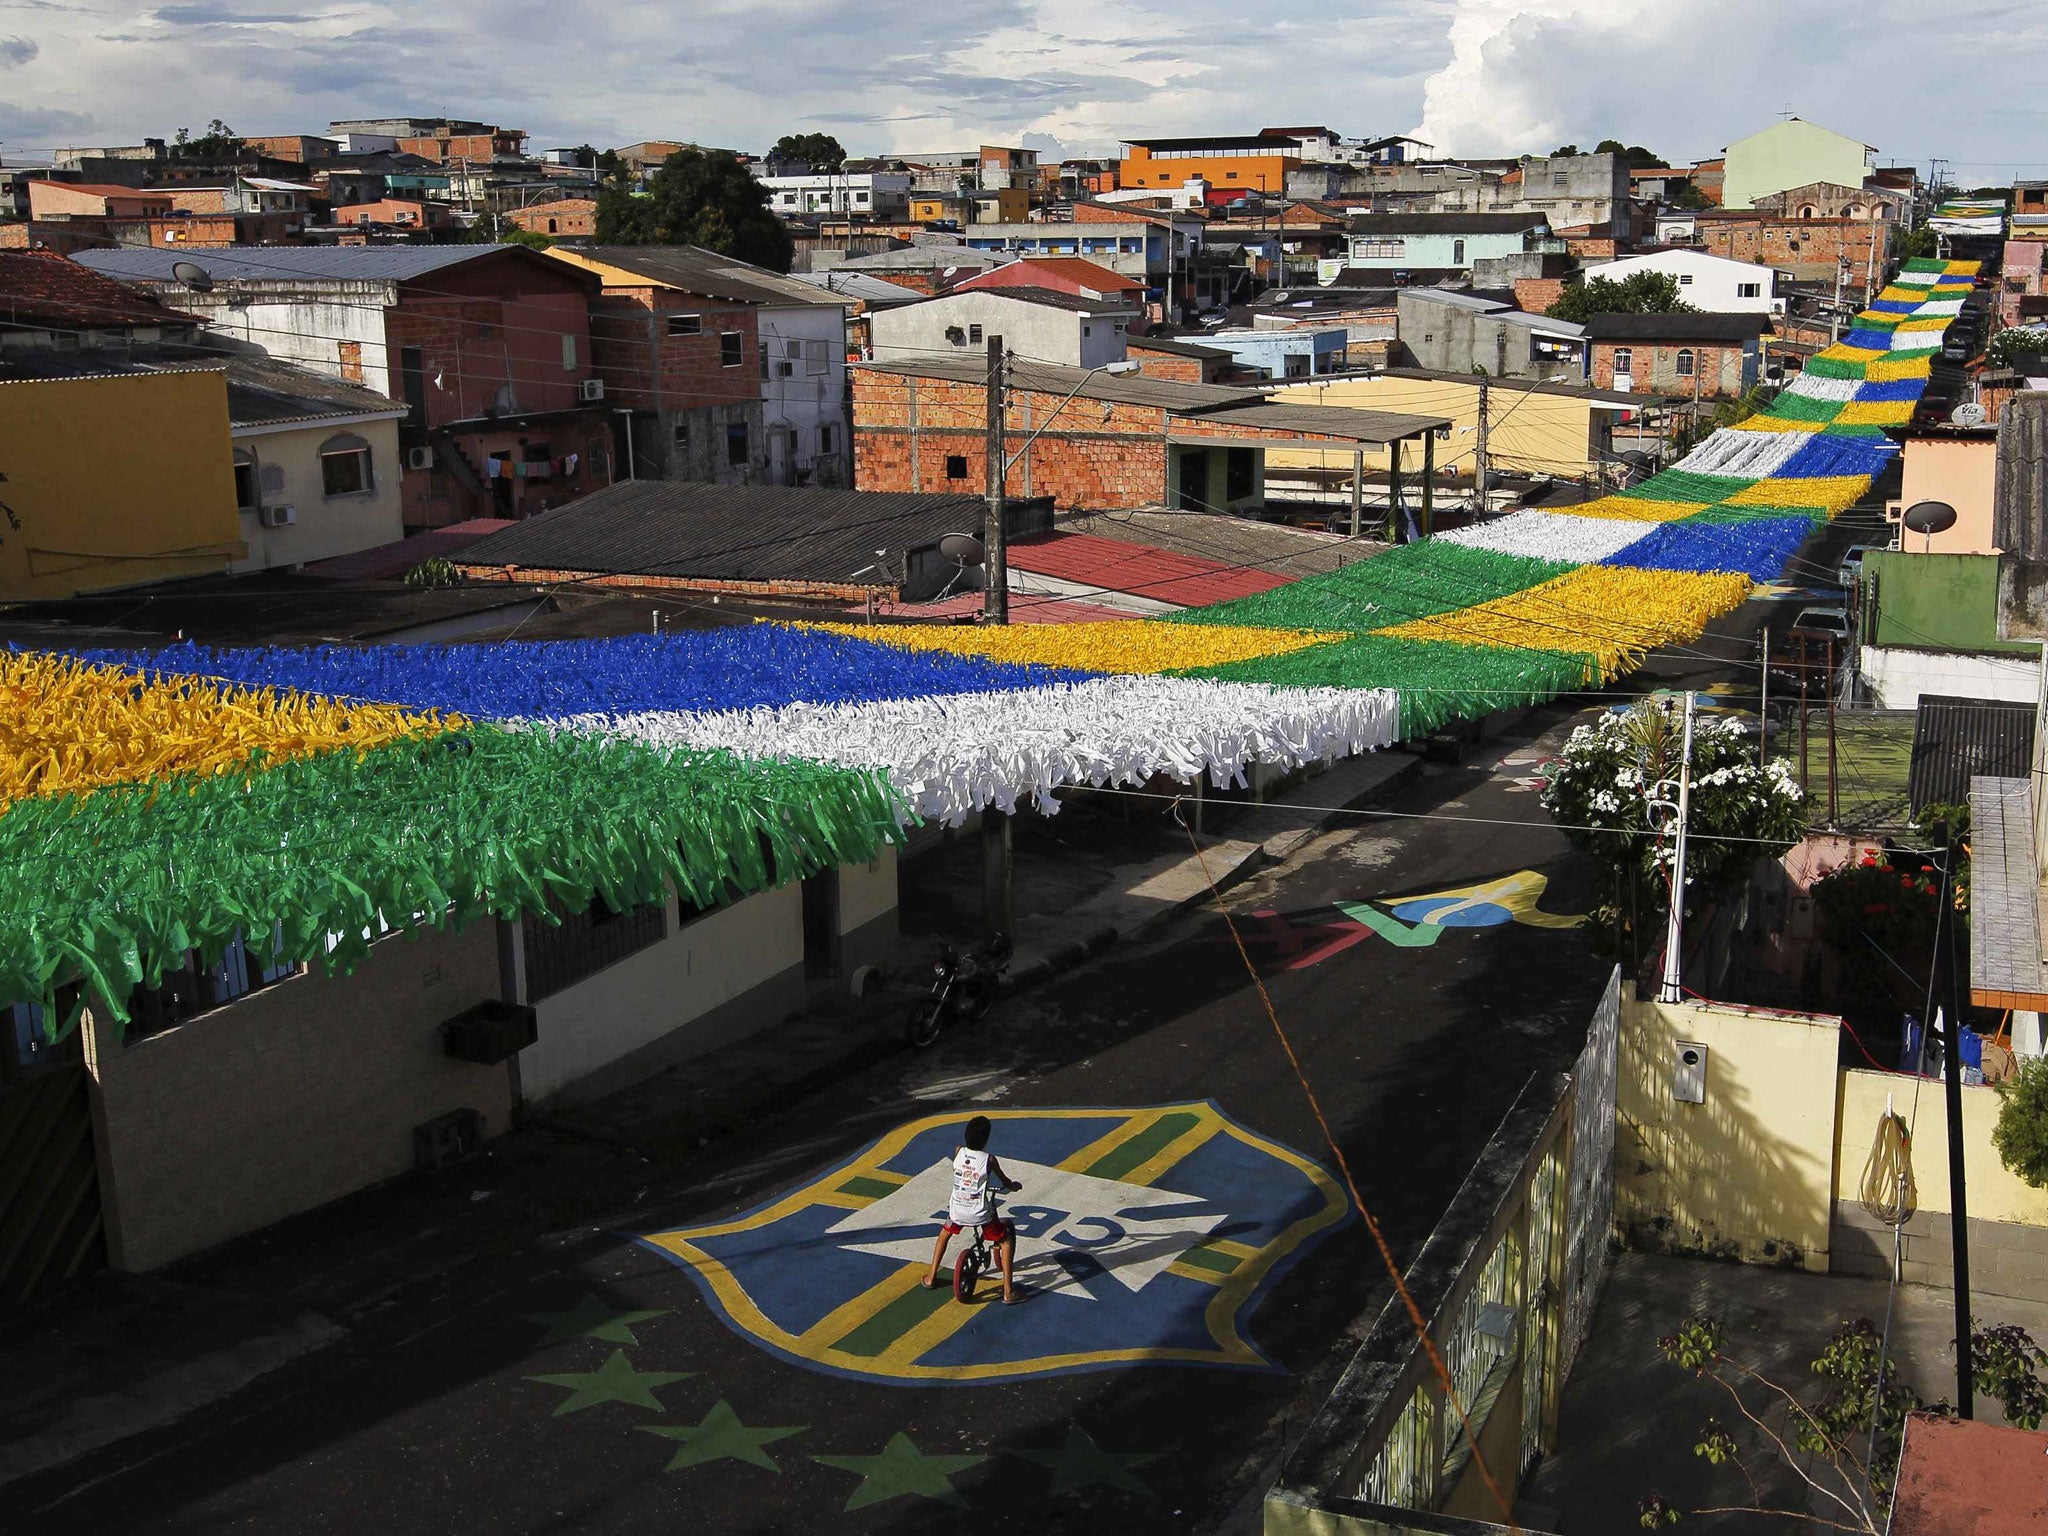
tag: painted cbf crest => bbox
[639,1102,1351,1384]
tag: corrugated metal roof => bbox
[72,244,520,285]
[791,270,924,307]
[554,245,847,308]
[223,354,410,427]
[1179,402,1451,443]
[1909,695,2036,812]
[1377,367,1653,407]
[858,354,1267,410]
[454,483,1001,584]
[1968,775,2045,1006]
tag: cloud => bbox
[0,33,37,63]
[152,6,321,20]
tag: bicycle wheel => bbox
[953,1247,979,1303]
[905,1000,943,1049]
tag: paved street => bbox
[15,722,1609,1535]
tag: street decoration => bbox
[638,1102,1351,1384]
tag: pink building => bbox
[1885,427,1999,554]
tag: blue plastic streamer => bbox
[1854,378,1931,402]
[1600,517,1816,584]
[65,630,1098,720]
[1778,434,1898,479]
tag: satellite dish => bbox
[170,259,214,292]
[938,532,985,566]
[1902,500,1958,536]
[1951,401,1987,427]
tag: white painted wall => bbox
[520,883,805,1103]
[757,173,912,215]
[1586,250,1778,314]
[1859,646,2043,709]
[838,847,899,939]
[869,291,1132,369]
[756,302,852,485]
[172,283,397,393]
[231,412,408,571]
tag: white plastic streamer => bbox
[544,677,1402,826]
[1673,428,1810,478]
[1782,374,1859,402]
[1890,329,1943,351]
[1438,510,1648,564]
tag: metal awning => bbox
[1170,402,1450,446]
[1968,774,2048,1009]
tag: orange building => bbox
[1117,135,1300,196]
[26,182,175,219]
[505,199,597,237]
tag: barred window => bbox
[522,896,667,1002]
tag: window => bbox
[819,423,836,455]
[233,450,258,511]
[667,312,702,336]
[945,454,970,479]
[1674,348,1695,377]
[319,432,372,497]
[1225,447,1255,502]
[726,422,749,466]
[1083,324,1092,336]
[1736,282,1761,298]
[1552,172,1568,187]
[1677,273,1693,286]
[547,218,558,233]
[561,332,577,371]
[1354,238,1405,259]
[720,331,743,367]
[521,896,667,1002]
[126,925,298,1039]
[968,324,983,344]
[672,420,690,452]
[854,190,869,204]
[1612,346,1634,376]
[1799,205,1816,220]
[806,339,829,376]
[1452,239,1465,264]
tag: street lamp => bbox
[983,349,1141,624]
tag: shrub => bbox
[1994,1057,2048,1190]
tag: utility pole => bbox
[1799,667,1810,795]
[1931,828,1973,1416]
[1473,373,1490,513]
[983,334,1008,624]
[1826,635,1839,825]
[1656,691,1699,1004]
[1758,630,1770,769]
[1830,258,1848,345]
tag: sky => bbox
[3,0,2047,181]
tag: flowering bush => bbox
[1812,850,1944,955]
[1541,700,1804,960]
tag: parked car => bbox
[1790,605,1849,639]
[1779,604,1851,677]
[1836,544,1888,589]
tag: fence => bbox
[1264,967,1619,1536]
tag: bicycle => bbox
[950,1183,1021,1304]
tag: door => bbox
[801,871,841,979]
[1177,447,1211,511]
[0,1005,105,1318]
[769,429,796,486]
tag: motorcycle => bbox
[905,932,1011,1048]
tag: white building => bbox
[869,288,1137,370]
[756,172,912,218]
[1584,249,1781,315]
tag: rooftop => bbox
[454,483,1005,587]
[1909,695,2035,814]
[971,256,1146,292]
[1005,528,1291,609]
[1183,401,1452,445]
[933,285,1137,315]
[0,250,203,331]
[1889,1413,2048,1535]
[1122,135,1302,153]
[36,182,172,199]
[1056,507,1373,582]
[1348,212,1551,235]
[73,243,573,286]
[548,245,846,308]
[857,353,1268,410]
[1585,312,1770,341]
[789,270,925,307]
[1376,366,1654,408]
[1125,334,1234,360]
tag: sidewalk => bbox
[0,746,1423,1490]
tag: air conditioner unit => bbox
[405,445,435,471]
[258,504,295,528]
[577,377,605,402]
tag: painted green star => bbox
[523,1293,670,1345]
[812,1432,987,1510]
[1014,1425,1165,1498]
[638,1400,806,1472]
[525,1350,691,1416]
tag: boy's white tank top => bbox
[948,1147,994,1225]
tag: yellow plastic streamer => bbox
[808,620,1341,673]
[0,651,457,811]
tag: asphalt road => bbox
[20,732,1610,1536]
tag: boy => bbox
[923,1114,1024,1304]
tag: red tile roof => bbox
[0,250,203,331]
[958,256,1145,296]
[1005,529,1289,608]
[300,519,515,582]
[36,182,174,200]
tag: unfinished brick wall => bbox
[1514,277,1568,315]
[588,291,758,414]
[1589,340,1750,399]
[1129,352,1209,383]
[1698,217,1884,282]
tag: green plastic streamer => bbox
[1171,542,1573,633]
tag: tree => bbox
[1540,701,1802,969]
[1595,138,1667,169]
[1994,1056,2048,1190]
[768,132,848,172]
[1641,1312,2048,1528]
[172,118,243,160]
[595,149,794,271]
[1550,144,1582,158]
[1546,269,1694,326]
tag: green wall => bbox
[1864,551,2038,654]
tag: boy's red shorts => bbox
[942,1217,1011,1243]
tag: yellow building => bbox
[1266,368,1650,487]
[907,188,1030,226]
[0,367,244,598]
[1118,135,1300,196]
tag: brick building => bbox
[1695,199,1891,286]
[852,355,1446,515]
[1125,334,1242,384]
[1998,237,2048,329]
[506,198,597,238]
[1585,312,1767,400]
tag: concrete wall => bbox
[1859,645,2042,709]
[1204,327,1346,379]
[838,846,899,975]
[0,368,246,597]
[231,413,406,571]
[757,303,851,485]
[1616,991,1842,1271]
[518,883,808,1104]
[1864,550,2027,653]
[84,922,512,1272]
[166,283,395,391]
[1887,437,1999,556]
[868,291,1128,369]
[1586,250,1776,313]
[1831,1068,2048,1300]
[1723,119,1873,210]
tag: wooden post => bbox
[1826,636,1839,825]
[1421,430,1435,539]
[1350,449,1363,539]
[984,334,1007,624]
[1385,437,1402,544]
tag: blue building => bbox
[1343,212,1560,275]
[1201,327,1349,379]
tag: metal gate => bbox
[1559,966,1621,1379]
[0,1011,106,1316]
